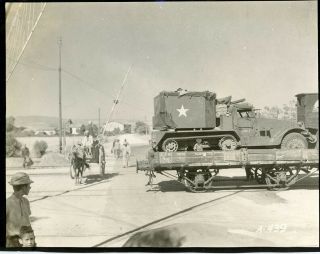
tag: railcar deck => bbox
[136,149,319,192]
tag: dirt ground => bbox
[5,142,319,248]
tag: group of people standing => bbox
[112,139,131,168]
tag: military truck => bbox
[151,90,318,152]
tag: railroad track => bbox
[92,189,244,247]
[91,180,319,247]
[29,176,112,203]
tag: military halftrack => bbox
[151,90,318,152]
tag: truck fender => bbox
[277,128,313,145]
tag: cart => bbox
[69,141,106,179]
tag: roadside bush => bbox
[15,130,35,137]
[6,133,22,157]
[33,140,48,158]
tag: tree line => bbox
[259,100,297,120]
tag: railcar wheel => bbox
[212,169,219,176]
[219,136,237,151]
[265,168,288,191]
[184,179,207,193]
[265,167,300,191]
[183,170,211,192]
[162,139,179,152]
[281,133,308,149]
[254,167,266,184]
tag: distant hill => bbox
[13,115,146,130]
[14,116,60,130]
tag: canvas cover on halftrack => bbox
[153,90,216,130]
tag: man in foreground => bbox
[6,172,34,247]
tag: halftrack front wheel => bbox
[281,133,308,149]
[219,136,237,151]
[162,139,179,152]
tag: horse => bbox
[71,149,86,185]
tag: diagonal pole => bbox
[102,65,132,135]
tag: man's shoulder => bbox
[6,195,19,207]
[6,194,15,203]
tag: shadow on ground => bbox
[84,173,119,185]
[290,174,319,190]
[156,174,319,193]
[157,180,188,192]
[30,216,49,223]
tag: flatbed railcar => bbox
[136,148,319,192]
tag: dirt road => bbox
[5,145,319,247]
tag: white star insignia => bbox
[177,105,189,117]
[178,90,188,96]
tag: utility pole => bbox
[98,108,101,133]
[58,37,63,153]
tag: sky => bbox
[6,2,318,123]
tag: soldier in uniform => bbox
[21,144,33,168]
[193,138,204,152]
[146,140,157,186]
[122,139,131,168]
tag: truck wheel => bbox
[281,133,308,149]
[162,139,178,152]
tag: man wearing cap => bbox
[6,172,33,247]
[82,130,93,156]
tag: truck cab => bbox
[218,101,314,148]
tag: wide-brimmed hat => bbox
[9,172,33,186]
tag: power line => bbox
[63,68,152,114]
[7,57,57,71]
[6,3,47,83]
[62,68,116,100]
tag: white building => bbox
[71,127,80,135]
[34,129,56,136]
[103,122,124,132]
